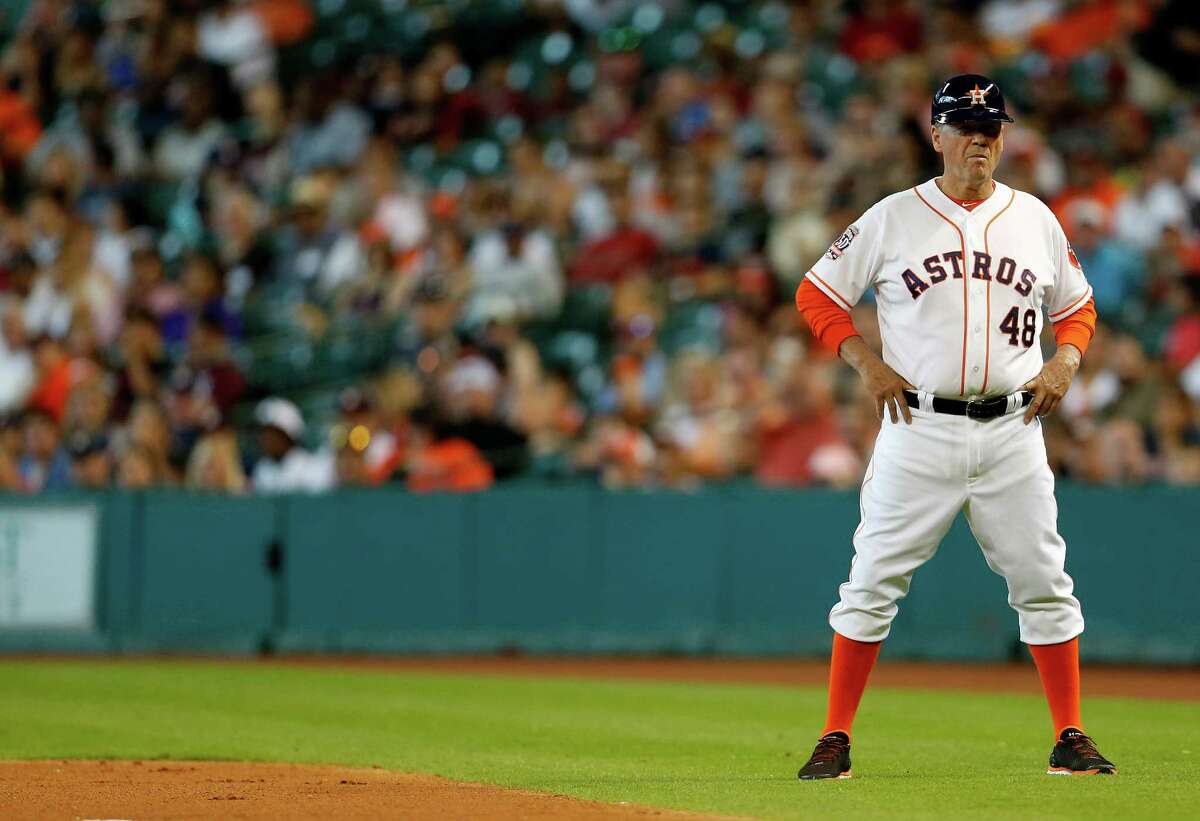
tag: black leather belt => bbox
[902,390,1034,421]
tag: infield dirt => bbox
[0,759,736,820]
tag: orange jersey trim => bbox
[806,270,854,312]
[981,189,1016,393]
[913,186,969,396]
[1049,290,1091,320]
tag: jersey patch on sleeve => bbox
[826,224,860,261]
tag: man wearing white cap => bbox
[251,397,335,493]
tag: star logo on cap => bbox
[968,84,991,106]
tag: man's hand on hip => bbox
[839,336,915,424]
[1021,344,1082,424]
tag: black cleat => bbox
[1047,728,1117,775]
[798,731,852,780]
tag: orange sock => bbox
[822,632,882,739]
[1028,637,1083,737]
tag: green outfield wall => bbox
[0,484,1196,663]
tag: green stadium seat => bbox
[659,301,723,356]
[245,332,317,393]
[557,285,613,336]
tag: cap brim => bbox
[934,107,1014,125]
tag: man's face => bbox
[74,451,112,488]
[293,205,324,238]
[1,307,26,349]
[183,259,219,302]
[258,427,293,461]
[932,121,1005,182]
[24,416,58,459]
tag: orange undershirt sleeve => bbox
[796,278,860,354]
[1051,297,1097,357]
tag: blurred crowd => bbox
[0,0,1198,495]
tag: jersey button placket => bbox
[965,220,988,395]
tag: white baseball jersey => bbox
[806,178,1093,398]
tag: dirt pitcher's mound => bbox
[0,760,732,821]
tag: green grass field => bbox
[0,660,1196,819]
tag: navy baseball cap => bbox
[931,74,1014,125]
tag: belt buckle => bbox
[965,399,992,421]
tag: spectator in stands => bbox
[0,416,23,491]
[334,436,371,487]
[209,183,273,291]
[1067,201,1145,326]
[185,426,247,494]
[0,303,34,414]
[272,174,366,318]
[437,349,529,478]
[52,224,123,346]
[197,0,277,92]
[1150,383,1200,484]
[18,407,74,492]
[116,442,158,490]
[516,367,586,478]
[569,172,659,285]
[327,387,398,486]
[466,220,563,326]
[1165,276,1200,377]
[125,248,183,323]
[176,309,246,420]
[576,413,658,489]
[404,406,493,493]
[161,253,240,347]
[27,335,91,423]
[656,352,745,486]
[286,73,371,175]
[113,309,169,421]
[152,71,228,182]
[21,190,78,339]
[394,275,462,389]
[754,361,862,488]
[251,397,335,493]
[353,139,429,263]
[598,310,668,428]
[69,432,112,489]
[64,375,114,442]
[126,397,179,485]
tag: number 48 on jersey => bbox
[1000,306,1037,348]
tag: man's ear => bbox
[930,125,943,153]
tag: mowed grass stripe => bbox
[0,661,1195,820]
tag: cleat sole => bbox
[798,770,851,781]
[1047,766,1116,776]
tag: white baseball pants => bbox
[829,402,1084,646]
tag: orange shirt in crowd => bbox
[406,438,494,493]
[1030,0,1149,62]
[0,90,42,162]
[251,0,314,44]
[27,358,93,423]
[1049,179,1124,234]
